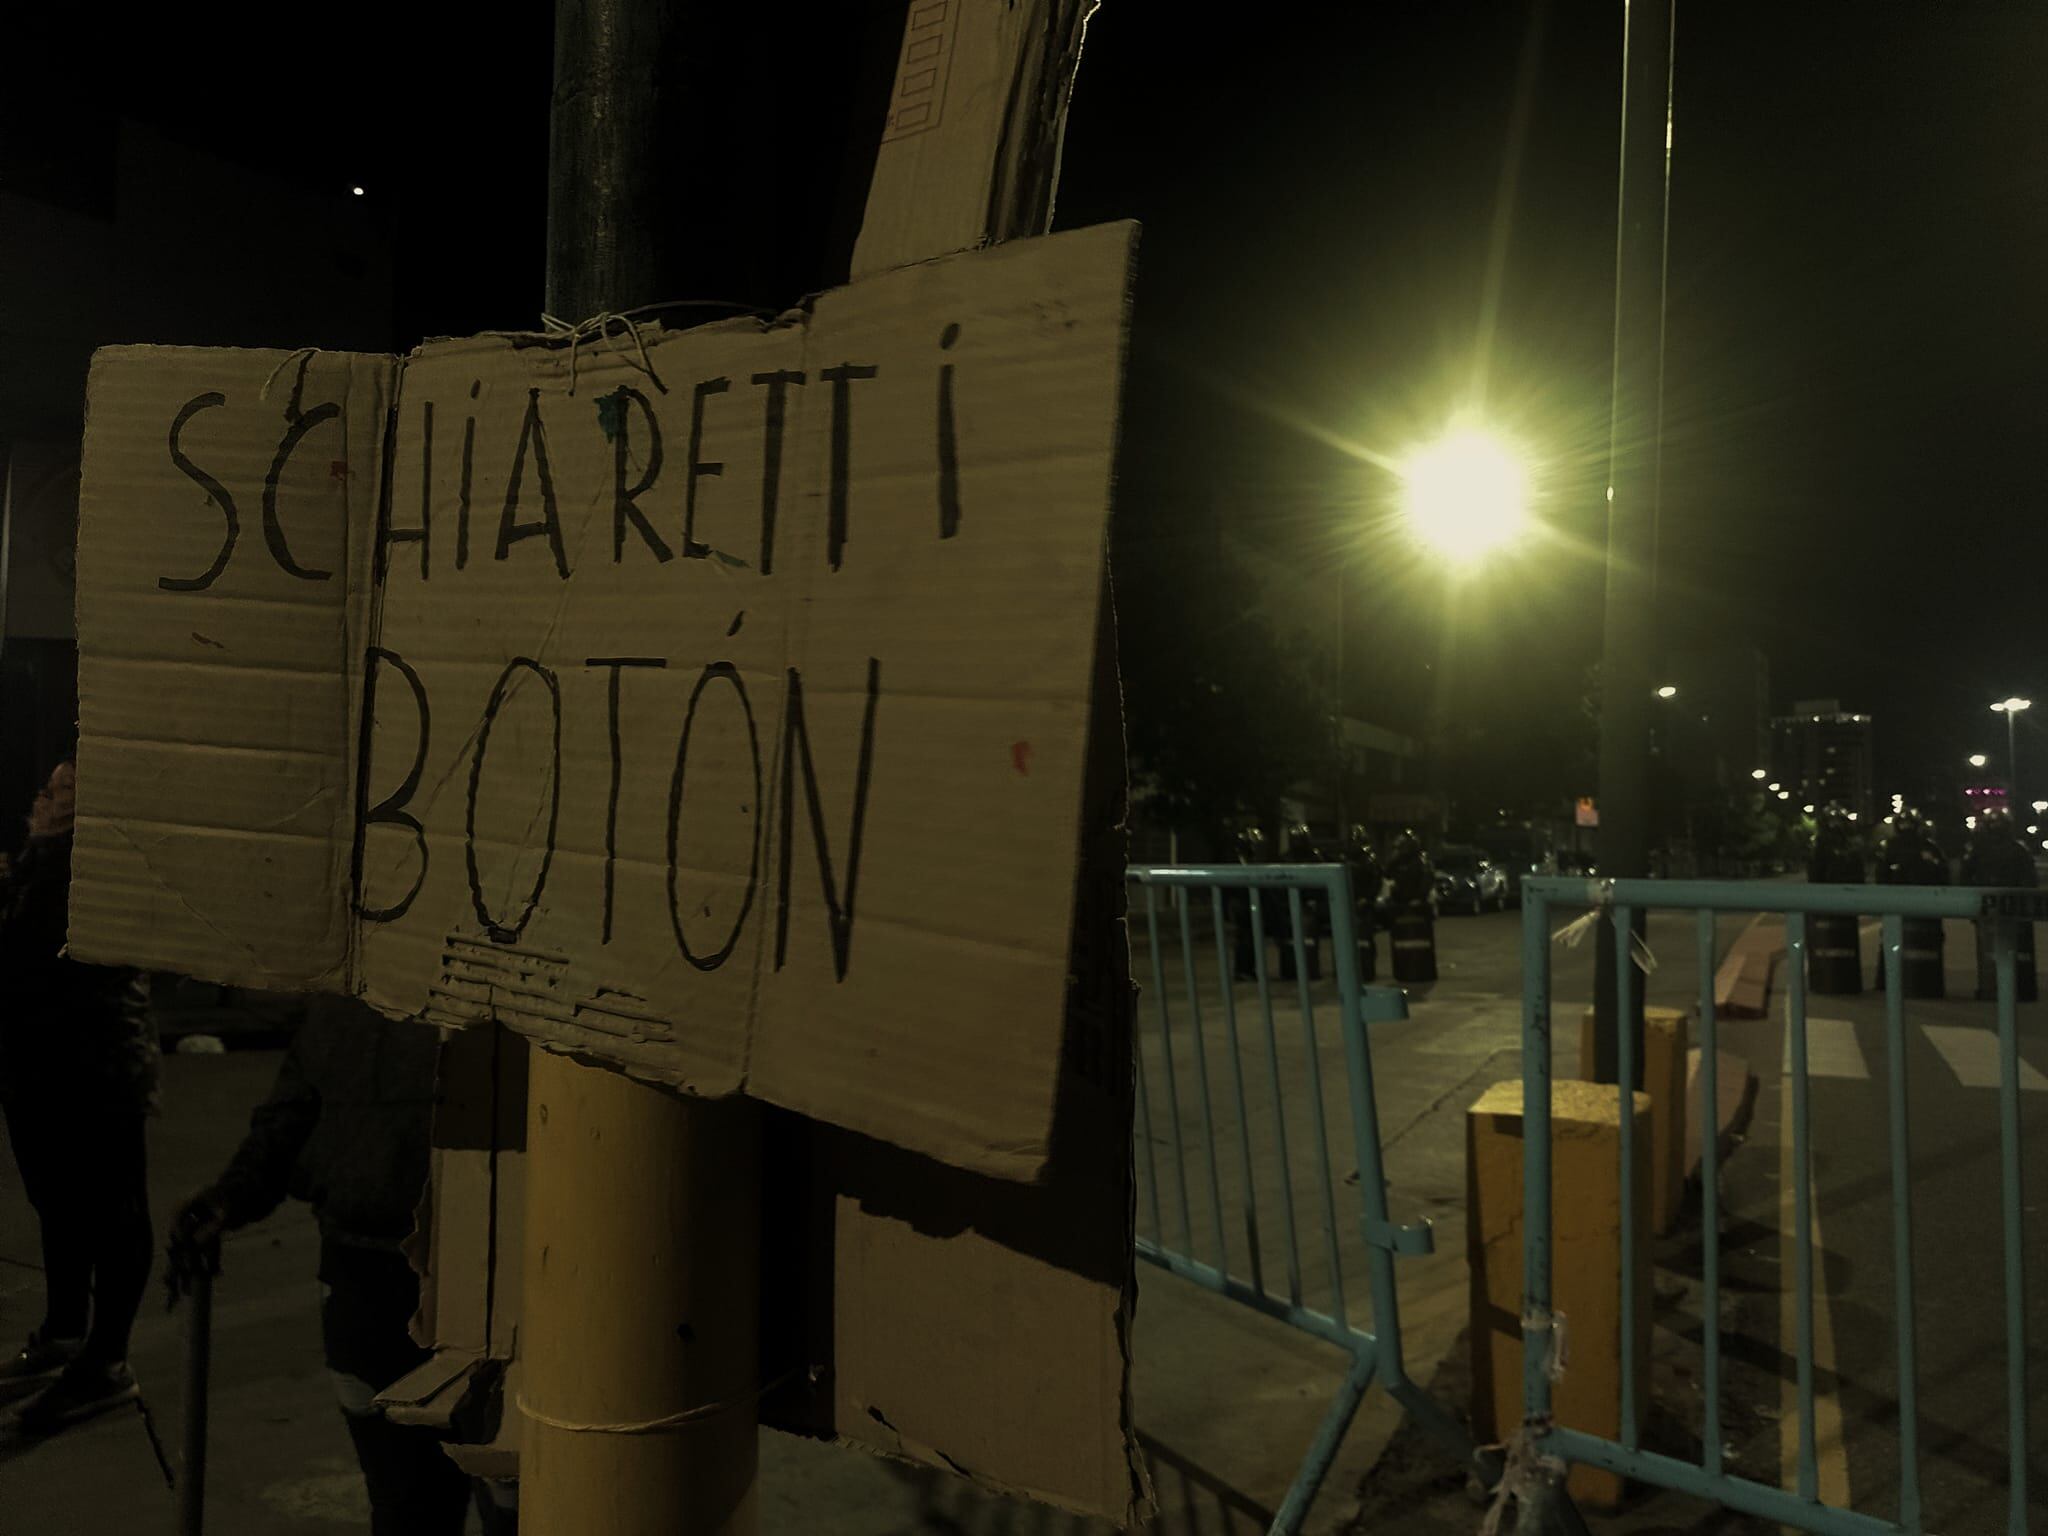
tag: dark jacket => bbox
[0,832,158,1113]
[213,996,439,1250]
[1964,833,2037,889]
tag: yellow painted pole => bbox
[519,1048,761,1534]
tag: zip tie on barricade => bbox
[1521,1305,1568,1382]
[1549,885,1658,974]
[517,1364,817,1436]
[1478,1418,1569,1536]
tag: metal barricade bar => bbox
[1126,863,1477,1536]
[1518,876,2038,1536]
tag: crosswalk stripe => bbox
[1781,1015,1870,1080]
[1920,1025,2048,1092]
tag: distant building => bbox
[1770,699,1875,820]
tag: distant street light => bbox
[1654,684,1678,699]
[1751,768,1768,781]
[1777,790,1791,801]
[1803,803,1817,814]
[351,185,366,197]
[1768,781,1782,792]
[1398,427,1532,567]
[1993,697,2033,802]
[2033,799,2047,814]
[1970,753,1989,769]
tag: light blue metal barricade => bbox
[1514,876,2034,1536]
[1127,863,1479,1534]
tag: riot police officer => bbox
[1807,804,1866,994]
[1341,824,1383,984]
[1277,822,1323,981]
[1964,805,2038,1002]
[1386,829,1438,984]
[1875,806,1948,998]
[1230,825,1269,981]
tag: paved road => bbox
[1712,917,2048,1535]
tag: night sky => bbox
[15,1,2046,797]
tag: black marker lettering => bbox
[667,662,762,971]
[464,658,563,942]
[820,364,878,570]
[495,389,569,578]
[587,656,668,943]
[456,382,479,570]
[379,400,432,580]
[682,376,729,561]
[261,397,339,582]
[750,369,804,575]
[608,386,671,564]
[937,325,961,539]
[775,657,880,979]
[161,392,238,592]
[352,646,431,922]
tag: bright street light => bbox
[1803,803,1817,813]
[1398,427,1531,567]
[1768,781,1782,792]
[1970,753,1989,768]
[1654,684,1678,699]
[1777,790,1791,801]
[1993,697,2033,802]
[1750,768,1768,781]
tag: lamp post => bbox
[1993,697,2032,804]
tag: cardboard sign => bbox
[73,222,1136,1182]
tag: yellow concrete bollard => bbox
[1467,1079,1652,1510]
[1580,1006,1689,1235]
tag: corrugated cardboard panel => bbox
[354,222,1134,1177]
[853,0,1095,277]
[73,225,1130,1181]
[73,345,388,989]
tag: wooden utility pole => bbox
[519,3,763,1531]
[1592,0,1676,1085]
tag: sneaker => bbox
[0,1332,82,1398]
[7,1360,140,1436]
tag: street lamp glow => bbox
[1398,427,1531,566]
[1993,697,2033,715]
[1768,782,1782,792]
[1970,753,1989,768]
[1654,684,1678,699]
[1777,790,1791,801]
[351,185,366,196]
[1751,768,1768,780]
[1803,803,1816,814]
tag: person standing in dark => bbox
[1341,825,1383,983]
[1875,806,1949,998]
[163,997,511,1535]
[1230,824,1269,980]
[0,759,160,1434]
[1386,829,1438,984]
[1806,804,1866,995]
[1964,805,2038,1002]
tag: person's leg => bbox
[1,1094,90,1343]
[321,1244,469,1535]
[339,1405,474,1536]
[77,1109,152,1369]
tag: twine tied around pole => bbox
[516,1364,819,1437]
